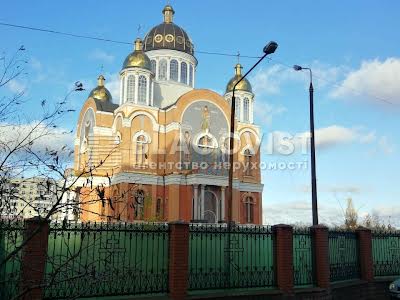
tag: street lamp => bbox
[227,41,278,226]
[293,65,318,225]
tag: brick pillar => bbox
[311,225,330,289]
[20,217,50,300]
[273,224,294,295]
[169,221,189,300]
[356,227,374,282]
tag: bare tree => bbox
[0,47,148,300]
[344,197,358,230]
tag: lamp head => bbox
[293,65,303,71]
[263,41,278,55]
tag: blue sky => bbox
[1,0,399,226]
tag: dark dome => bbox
[143,5,194,55]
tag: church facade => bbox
[73,5,263,224]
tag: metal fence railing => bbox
[293,227,314,286]
[328,230,360,282]
[0,220,25,300]
[188,224,275,291]
[44,221,169,299]
[372,230,400,277]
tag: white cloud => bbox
[251,61,347,96]
[89,49,115,63]
[105,73,120,103]
[0,121,74,156]
[7,79,26,94]
[253,100,287,125]
[331,57,400,104]
[263,200,344,226]
[378,136,395,154]
[267,125,376,154]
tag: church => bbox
[73,4,263,224]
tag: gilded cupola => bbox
[225,64,253,93]
[143,5,194,55]
[89,75,112,102]
[122,38,152,71]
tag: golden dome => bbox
[225,64,253,93]
[89,75,112,102]
[122,38,152,71]
[143,5,194,55]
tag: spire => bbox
[97,75,105,87]
[235,63,243,76]
[163,4,175,23]
[134,38,143,51]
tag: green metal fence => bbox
[44,221,169,299]
[0,220,25,300]
[329,230,360,282]
[372,230,400,277]
[293,227,314,286]
[188,224,275,291]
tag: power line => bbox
[0,21,396,105]
[0,22,261,59]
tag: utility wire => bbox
[0,21,396,105]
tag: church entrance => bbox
[204,190,218,223]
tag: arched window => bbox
[235,97,241,120]
[244,196,254,223]
[189,64,193,86]
[159,59,167,80]
[170,59,178,81]
[127,75,135,102]
[243,97,250,122]
[121,77,125,103]
[180,62,187,84]
[151,59,156,75]
[156,198,163,219]
[135,134,149,165]
[134,190,145,220]
[138,75,147,104]
[244,148,253,176]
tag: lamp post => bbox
[226,41,278,226]
[293,65,318,225]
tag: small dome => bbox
[225,64,253,93]
[122,38,152,71]
[89,75,112,102]
[143,5,194,55]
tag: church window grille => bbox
[244,196,254,223]
[127,75,135,102]
[170,59,178,81]
[151,59,156,75]
[156,198,163,218]
[180,62,187,84]
[121,77,125,102]
[244,148,253,176]
[134,190,145,220]
[135,134,148,165]
[189,64,193,86]
[243,97,250,122]
[159,59,167,80]
[138,75,147,104]
[235,97,241,120]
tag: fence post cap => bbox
[168,220,189,225]
[355,226,372,232]
[25,216,50,224]
[272,224,293,229]
[310,224,328,230]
